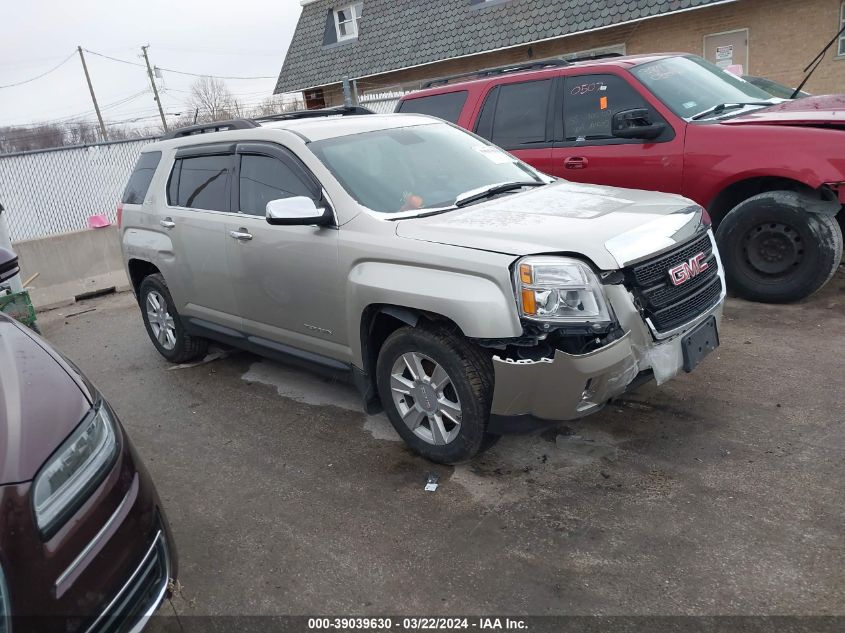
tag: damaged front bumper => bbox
[487,281,725,434]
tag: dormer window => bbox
[334,3,363,41]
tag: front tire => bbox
[376,325,495,464]
[716,192,843,303]
[138,274,208,363]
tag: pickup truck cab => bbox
[397,54,844,304]
[120,109,724,463]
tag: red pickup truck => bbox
[397,54,844,303]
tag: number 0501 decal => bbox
[570,81,605,95]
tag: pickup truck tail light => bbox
[116,203,123,228]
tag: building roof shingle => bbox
[275,0,733,94]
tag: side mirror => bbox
[0,247,20,285]
[266,196,333,226]
[611,108,667,141]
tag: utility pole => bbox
[77,46,108,141]
[141,45,168,132]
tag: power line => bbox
[0,51,76,88]
[5,90,152,128]
[83,48,278,80]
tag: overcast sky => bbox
[0,0,302,129]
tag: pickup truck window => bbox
[475,79,552,149]
[238,154,315,216]
[309,122,542,214]
[562,74,651,142]
[396,91,468,123]
[631,55,773,119]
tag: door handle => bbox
[564,156,589,170]
[159,218,175,228]
[229,229,253,241]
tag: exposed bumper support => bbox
[488,284,724,430]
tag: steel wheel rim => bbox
[145,291,177,351]
[742,222,804,277]
[389,351,462,446]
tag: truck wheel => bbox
[376,325,495,464]
[715,192,843,303]
[139,274,208,363]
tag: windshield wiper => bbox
[691,102,774,121]
[455,181,544,208]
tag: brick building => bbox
[274,0,845,107]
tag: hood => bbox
[395,180,705,269]
[722,95,845,126]
[0,315,92,485]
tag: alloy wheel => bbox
[145,290,177,351]
[389,351,462,445]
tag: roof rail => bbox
[565,52,624,64]
[254,105,374,123]
[422,59,570,89]
[158,107,375,140]
[160,119,258,140]
[420,53,625,89]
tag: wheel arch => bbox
[707,176,838,228]
[356,303,467,413]
[127,259,161,297]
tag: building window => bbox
[839,3,845,56]
[334,3,363,41]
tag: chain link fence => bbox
[0,138,156,242]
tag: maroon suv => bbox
[0,248,176,632]
[398,53,844,304]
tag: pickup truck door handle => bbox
[229,229,253,241]
[159,218,175,228]
[564,156,589,170]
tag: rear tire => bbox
[138,274,208,363]
[715,192,843,303]
[376,325,495,464]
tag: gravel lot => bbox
[38,269,844,617]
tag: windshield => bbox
[631,55,775,120]
[309,123,544,214]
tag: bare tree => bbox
[65,121,100,146]
[0,124,65,153]
[188,76,241,122]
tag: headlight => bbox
[514,256,612,327]
[0,565,9,633]
[33,401,119,538]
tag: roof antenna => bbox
[791,22,845,98]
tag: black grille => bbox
[625,233,722,333]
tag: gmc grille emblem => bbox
[668,252,709,286]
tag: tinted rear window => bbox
[122,151,161,204]
[397,91,468,123]
[475,80,551,149]
[168,154,233,212]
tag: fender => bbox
[346,261,522,366]
[683,124,845,209]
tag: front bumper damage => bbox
[487,276,725,434]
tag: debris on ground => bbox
[167,348,231,370]
[424,471,440,492]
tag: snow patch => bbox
[241,359,400,442]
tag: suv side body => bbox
[398,54,845,304]
[120,113,724,463]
